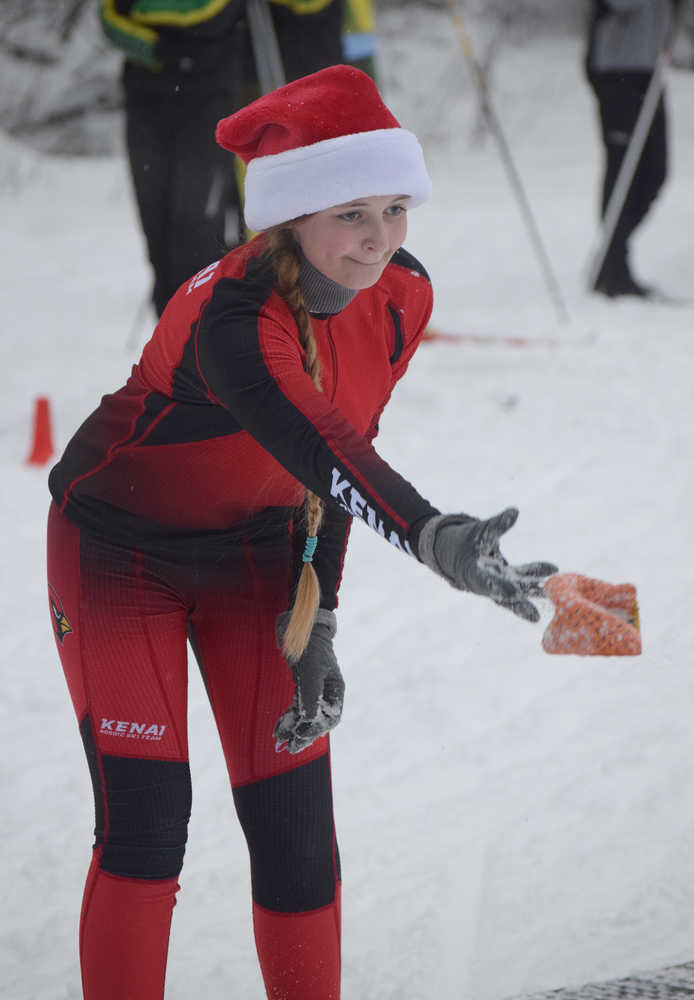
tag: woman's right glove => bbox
[274,609,345,754]
[417,507,558,622]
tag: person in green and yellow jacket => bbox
[101,0,355,316]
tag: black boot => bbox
[592,243,651,299]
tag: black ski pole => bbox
[586,3,685,291]
[445,0,570,325]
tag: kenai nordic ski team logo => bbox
[100,718,167,742]
[48,584,72,644]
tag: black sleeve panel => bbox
[194,270,439,561]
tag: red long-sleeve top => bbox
[49,236,439,609]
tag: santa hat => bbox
[216,65,432,232]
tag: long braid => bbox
[267,226,324,662]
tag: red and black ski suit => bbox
[47,235,438,999]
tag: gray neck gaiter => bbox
[299,250,359,315]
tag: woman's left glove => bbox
[274,609,345,754]
[418,507,558,622]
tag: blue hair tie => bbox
[302,536,318,563]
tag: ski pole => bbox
[204,0,287,247]
[236,0,287,239]
[202,0,286,232]
[246,0,286,93]
[445,0,570,325]
[586,4,685,291]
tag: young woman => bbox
[47,65,556,999]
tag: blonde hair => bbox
[266,225,324,662]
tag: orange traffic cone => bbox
[26,396,55,466]
[542,573,641,656]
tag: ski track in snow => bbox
[1,13,693,1000]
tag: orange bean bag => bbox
[542,573,641,656]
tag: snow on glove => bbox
[274,609,345,754]
[418,507,558,622]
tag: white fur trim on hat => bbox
[243,128,432,232]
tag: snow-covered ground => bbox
[2,10,693,1000]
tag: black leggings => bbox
[589,70,668,274]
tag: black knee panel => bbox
[80,715,191,880]
[233,754,340,913]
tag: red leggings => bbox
[47,503,341,999]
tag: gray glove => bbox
[274,609,345,754]
[418,507,557,622]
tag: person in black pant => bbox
[585,0,676,298]
[101,0,343,317]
